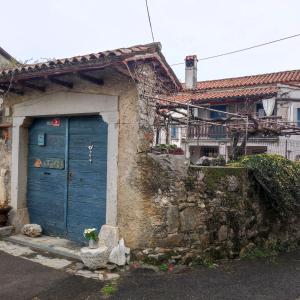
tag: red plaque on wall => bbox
[51,119,60,127]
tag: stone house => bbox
[0,42,181,248]
[0,47,14,67]
[159,55,300,162]
[0,47,14,118]
[0,47,15,208]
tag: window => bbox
[200,146,219,158]
[297,108,300,127]
[171,126,178,139]
[210,105,227,120]
[256,103,266,118]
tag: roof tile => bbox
[0,43,162,78]
[171,86,278,103]
[0,42,182,92]
[192,70,300,90]
[175,69,300,103]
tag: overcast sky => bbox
[1,0,300,82]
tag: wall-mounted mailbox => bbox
[37,133,45,146]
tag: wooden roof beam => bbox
[78,72,104,86]
[49,76,73,89]
[0,85,24,95]
[20,81,46,92]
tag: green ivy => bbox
[232,154,300,219]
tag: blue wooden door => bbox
[67,116,107,242]
[28,118,67,236]
[27,116,107,243]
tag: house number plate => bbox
[34,158,65,169]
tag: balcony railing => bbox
[188,124,227,139]
[187,118,298,141]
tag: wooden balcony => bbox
[188,125,228,140]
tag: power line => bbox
[145,0,155,42]
[171,33,300,66]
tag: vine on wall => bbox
[233,154,300,219]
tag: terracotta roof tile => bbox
[171,86,278,103]
[0,43,160,77]
[189,69,300,90]
[0,42,181,91]
[173,69,300,103]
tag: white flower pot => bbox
[80,246,110,270]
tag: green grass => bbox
[101,282,118,297]
[202,257,217,269]
[159,263,169,272]
[240,247,276,260]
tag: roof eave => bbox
[0,47,14,62]
[0,42,181,92]
[190,92,278,104]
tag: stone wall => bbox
[117,63,168,248]
[0,139,11,206]
[133,154,300,263]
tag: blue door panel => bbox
[27,115,107,243]
[29,134,65,147]
[27,118,66,237]
[67,116,107,243]
[29,147,65,158]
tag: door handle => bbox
[68,172,73,182]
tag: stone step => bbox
[0,226,14,237]
[4,234,81,261]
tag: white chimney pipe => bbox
[185,55,198,89]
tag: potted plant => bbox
[84,228,98,249]
[152,144,184,155]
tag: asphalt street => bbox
[111,249,300,300]
[0,249,300,300]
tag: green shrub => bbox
[233,154,300,219]
[153,144,177,151]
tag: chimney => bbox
[185,55,198,89]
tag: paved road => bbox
[112,250,300,300]
[0,249,300,300]
[0,251,104,300]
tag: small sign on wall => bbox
[37,133,45,146]
[34,158,65,169]
[51,119,61,127]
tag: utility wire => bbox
[145,0,155,42]
[171,33,300,66]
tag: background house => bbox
[0,47,15,116]
[159,55,300,162]
[0,47,14,67]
